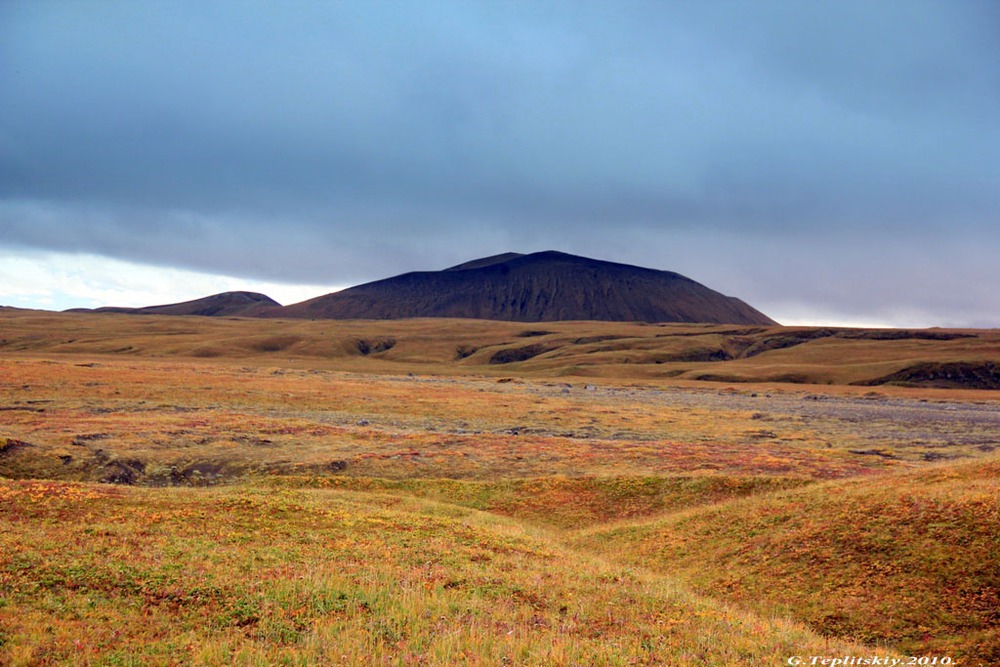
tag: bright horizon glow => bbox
[760,303,946,330]
[0,249,344,312]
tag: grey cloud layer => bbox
[2,1,999,323]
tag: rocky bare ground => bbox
[274,373,1000,463]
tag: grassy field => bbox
[572,458,1000,663]
[3,307,1000,388]
[1,309,999,664]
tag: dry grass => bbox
[266,474,813,531]
[0,479,876,666]
[3,309,1000,664]
[572,457,1000,663]
[0,356,911,485]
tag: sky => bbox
[2,1,999,327]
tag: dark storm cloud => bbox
[2,1,999,323]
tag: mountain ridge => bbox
[273,251,777,325]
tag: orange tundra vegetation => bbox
[1,308,999,664]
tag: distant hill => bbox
[67,291,280,318]
[273,251,777,325]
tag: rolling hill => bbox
[67,291,280,317]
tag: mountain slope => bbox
[276,251,776,324]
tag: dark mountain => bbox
[273,251,777,325]
[67,291,280,318]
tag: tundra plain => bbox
[1,309,999,665]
